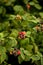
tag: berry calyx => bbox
[16,14,22,20]
[10,51,13,55]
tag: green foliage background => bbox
[0,0,43,65]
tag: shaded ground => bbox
[8,54,36,65]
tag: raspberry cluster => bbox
[18,31,26,39]
[10,48,21,56]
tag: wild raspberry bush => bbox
[0,0,43,65]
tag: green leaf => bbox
[31,37,35,43]
[28,19,39,23]
[37,52,42,57]
[20,53,25,60]
[20,38,29,47]
[22,13,31,21]
[5,37,17,50]
[41,56,43,65]
[0,21,10,31]
[25,45,33,52]
[0,46,6,64]
[13,5,24,14]
[0,53,7,64]
[10,29,18,38]
[5,0,16,6]
[34,4,42,10]
[23,0,29,4]
[0,6,3,14]
[39,12,43,18]
[9,37,17,47]
[25,55,31,61]
[26,31,31,37]
[0,33,4,39]
[40,48,43,52]
[33,0,38,3]
[0,46,6,53]
[18,55,23,64]
[29,2,35,5]
[0,6,6,15]
[9,15,15,20]
[20,48,25,60]
[31,55,40,61]
[24,50,32,56]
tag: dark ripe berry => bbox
[20,34,25,39]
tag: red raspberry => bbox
[17,50,21,55]
[18,31,26,39]
[21,32,26,35]
[26,4,30,9]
